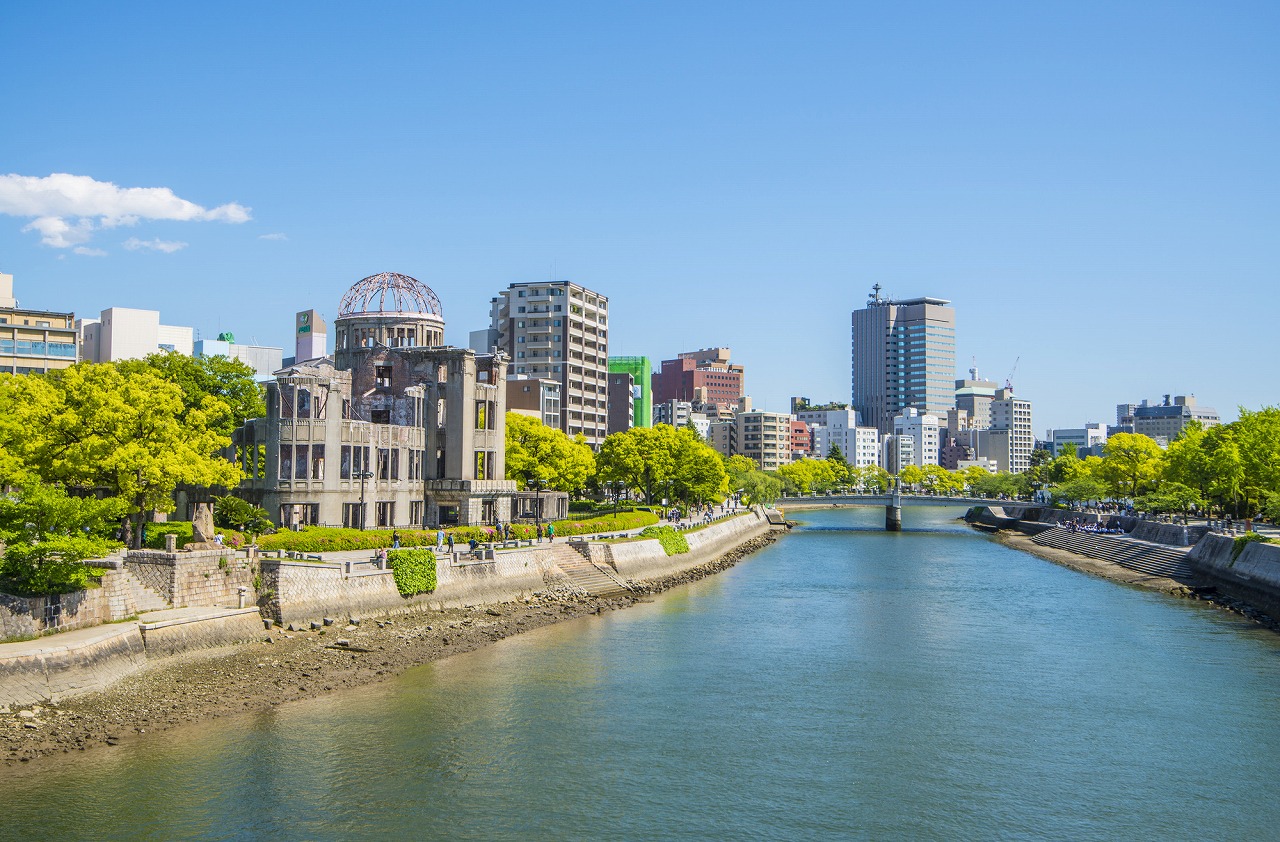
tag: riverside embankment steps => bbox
[548,543,632,597]
[1032,526,1196,580]
[120,568,172,612]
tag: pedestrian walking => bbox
[547,522,555,542]
[392,530,400,549]
[436,528,445,549]
[447,533,455,554]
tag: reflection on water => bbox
[4,506,1279,841]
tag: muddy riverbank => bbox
[0,535,775,768]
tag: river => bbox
[3,506,1279,840]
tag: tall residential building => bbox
[736,410,791,471]
[78,306,194,362]
[790,420,812,461]
[0,272,78,374]
[608,356,653,427]
[651,347,745,410]
[487,281,609,446]
[851,287,956,435]
[989,387,1034,473]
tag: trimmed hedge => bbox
[143,522,247,550]
[552,510,658,536]
[259,527,436,553]
[637,525,689,556]
[387,548,437,596]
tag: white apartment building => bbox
[194,337,283,380]
[989,388,1033,473]
[1048,423,1107,457]
[893,407,941,468]
[78,306,194,362]
[810,417,881,468]
[486,281,609,446]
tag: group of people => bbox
[1065,518,1124,535]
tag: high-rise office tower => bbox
[851,286,956,435]
[487,280,609,446]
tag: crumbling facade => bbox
[231,272,528,528]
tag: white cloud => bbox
[73,246,107,257]
[0,173,251,248]
[123,237,188,254]
[259,232,288,241]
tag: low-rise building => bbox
[0,272,78,374]
[893,407,941,467]
[195,333,283,380]
[1048,423,1107,457]
[78,306,194,362]
[736,410,791,471]
[506,375,562,430]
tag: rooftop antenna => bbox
[870,283,883,304]
[970,355,978,381]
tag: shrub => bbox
[638,525,689,556]
[1231,531,1274,561]
[387,548,437,596]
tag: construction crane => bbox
[1004,356,1020,393]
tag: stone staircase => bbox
[119,568,171,613]
[1032,526,1197,580]
[548,543,632,598]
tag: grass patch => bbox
[637,526,689,556]
[1231,531,1275,561]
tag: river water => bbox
[4,506,1280,840]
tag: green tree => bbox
[1049,476,1109,507]
[898,464,925,489]
[597,425,679,504]
[739,469,782,506]
[19,363,241,547]
[1094,433,1164,499]
[1135,482,1202,517]
[777,459,839,494]
[505,412,596,492]
[0,483,126,595]
[118,352,265,436]
[670,428,727,503]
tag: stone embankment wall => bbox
[0,625,147,707]
[125,548,255,608]
[1187,534,1280,617]
[263,510,776,626]
[0,569,147,640]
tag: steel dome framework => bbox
[337,272,444,319]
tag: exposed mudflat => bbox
[0,534,775,769]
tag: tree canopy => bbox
[504,412,595,492]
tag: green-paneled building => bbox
[607,356,652,428]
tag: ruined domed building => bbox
[231,273,562,529]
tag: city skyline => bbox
[2,2,1276,431]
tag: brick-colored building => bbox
[651,347,744,409]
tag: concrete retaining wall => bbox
[1187,533,1280,616]
[603,510,772,582]
[0,625,147,707]
[1130,522,1193,546]
[262,548,555,626]
[0,569,148,641]
[138,609,266,658]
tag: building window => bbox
[410,500,424,525]
[375,366,392,389]
[278,444,292,479]
[341,445,352,479]
[390,448,399,481]
[378,448,391,480]
[372,409,390,424]
[311,444,325,480]
[342,502,363,529]
[376,502,394,528]
[295,444,309,480]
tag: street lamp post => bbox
[356,470,374,530]
[527,478,545,541]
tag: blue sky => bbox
[2,1,1276,432]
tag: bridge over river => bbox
[778,492,1010,531]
